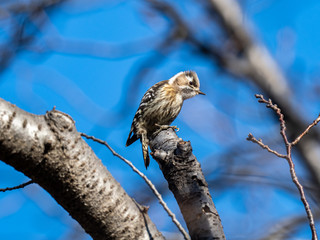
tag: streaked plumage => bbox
[126,71,205,168]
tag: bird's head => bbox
[168,71,205,100]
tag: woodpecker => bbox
[126,71,205,169]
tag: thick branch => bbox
[149,129,226,240]
[0,98,164,240]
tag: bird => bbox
[126,71,205,169]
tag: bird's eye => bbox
[189,80,195,87]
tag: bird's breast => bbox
[143,86,183,128]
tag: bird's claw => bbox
[153,124,179,136]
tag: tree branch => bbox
[248,94,318,240]
[81,133,190,240]
[247,133,287,159]
[0,97,164,240]
[0,180,33,192]
[149,129,226,240]
[292,114,320,146]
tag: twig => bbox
[0,180,33,192]
[247,133,286,159]
[248,94,319,240]
[81,133,191,240]
[292,114,320,146]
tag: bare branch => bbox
[81,133,191,240]
[0,180,33,192]
[247,133,286,159]
[149,128,226,240]
[255,94,289,146]
[0,97,164,240]
[248,94,318,240]
[292,114,320,146]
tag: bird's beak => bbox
[197,90,205,95]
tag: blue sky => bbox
[0,0,320,239]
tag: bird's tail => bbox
[126,130,139,147]
[141,134,150,169]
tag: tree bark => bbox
[0,98,164,240]
[149,129,226,240]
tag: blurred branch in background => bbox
[260,213,320,240]
[0,0,65,73]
